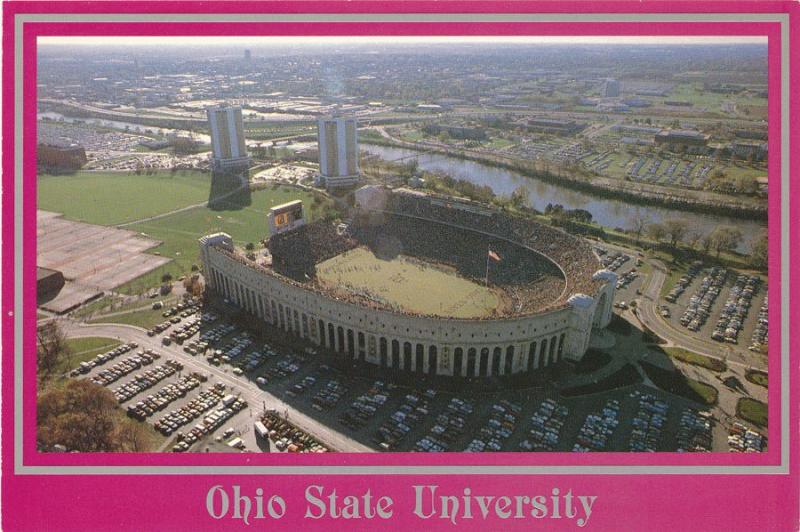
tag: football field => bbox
[316,247,501,318]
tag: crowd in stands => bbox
[267,222,357,281]
[389,191,604,309]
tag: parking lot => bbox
[661,264,767,359]
[66,288,769,454]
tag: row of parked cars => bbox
[173,397,247,452]
[465,400,522,452]
[749,294,769,352]
[339,381,390,430]
[153,383,229,436]
[72,342,137,376]
[169,312,217,344]
[256,356,302,384]
[616,269,639,290]
[260,411,329,453]
[676,408,713,452]
[728,422,766,452]
[312,378,349,411]
[111,359,183,403]
[89,352,159,387]
[628,391,669,452]
[412,397,475,452]
[665,260,704,303]
[680,267,727,332]
[712,274,761,344]
[374,389,436,451]
[519,399,569,452]
[573,399,621,452]
[127,373,204,421]
[601,251,631,272]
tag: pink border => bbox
[3,2,799,530]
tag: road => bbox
[635,259,764,370]
[59,319,373,452]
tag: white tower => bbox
[207,106,250,173]
[317,116,359,189]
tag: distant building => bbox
[37,143,87,174]
[206,105,250,174]
[244,49,252,61]
[730,141,768,161]
[422,124,487,140]
[317,116,359,190]
[525,117,586,136]
[603,79,621,98]
[654,129,710,148]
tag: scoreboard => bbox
[268,200,306,235]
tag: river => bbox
[362,143,765,253]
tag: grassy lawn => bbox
[574,349,612,375]
[62,337,121,372]
[116,185,325,294]
[745,370,768,388]
[737,397,768,427]
[662,346,727,372]
[90,305,171,329]
[38,170,212,225]
[560,363,641,397]
[640,361,718,405]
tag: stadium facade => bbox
[199,188,616,379]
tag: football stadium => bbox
[199,187,616,379]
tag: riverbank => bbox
[361,135,767,220]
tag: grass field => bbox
[118,186,323,293]
[62,337,121,372]
[662,346,727,373]
[316,247,500,318]
[89,305,172,329]
[38,170,212,225]
[745,369,768,388]
[737,397,768,427]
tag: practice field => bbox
[119,186,326,293]
[38,170,211,225]
[316,247,501,318]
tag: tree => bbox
[708,225,743,258]
[663,218,691,250]
[509,185,531,210]
[37,380,119,452]
[245,242,255,251]
[628,213,650,245]
[161,273,173,283]
[37,321,70,383]
[749,231,768,271]
[647,222,667,244]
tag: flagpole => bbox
[485,246,490,286]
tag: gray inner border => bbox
[14,12,791,475]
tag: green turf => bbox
[737,397,768,427]
[38,170,212,225]
[62,337,122,372]
[316,247,500,318]
[745,370,768,388]
[89,305,172,329]
[663,346,727,372]
[117,186,323,294]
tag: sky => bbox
[38,36,767,47]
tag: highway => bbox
[59,319,373,453]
